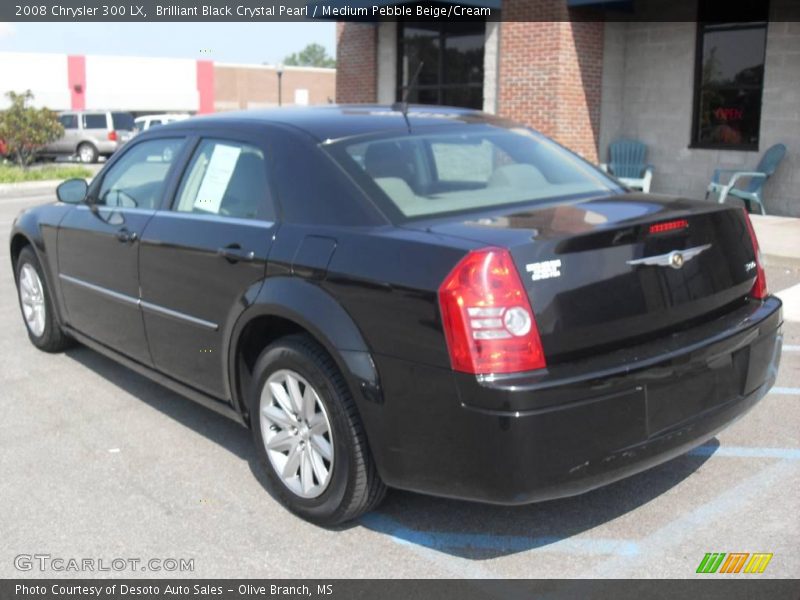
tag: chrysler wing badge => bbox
[627,244,711,270]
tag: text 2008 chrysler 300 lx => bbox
[10,106,782,524]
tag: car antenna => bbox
[392,61,424,133]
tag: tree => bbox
[283,43,336,68]
[0,90,63,168]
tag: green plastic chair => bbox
[705,144,786,215]
[600,139,654,193]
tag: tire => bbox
[77,142,98,163]
[15,246,73,352]
[250,334,386,525]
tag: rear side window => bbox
[83,114,107,129]
[112,112,135,130]
[96,138,185,210]
[59,114,78,129]
[172,139,274,221]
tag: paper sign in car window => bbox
[194,144,242,213]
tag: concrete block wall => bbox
[599,5,800,216]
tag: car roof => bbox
[163,104,514,143]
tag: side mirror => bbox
[56,179,88,204]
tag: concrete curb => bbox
[0,180,61,199]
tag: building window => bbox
[691,4,769,150]
[397,21,485,110]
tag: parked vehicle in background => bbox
[40,111,135,163]
[134,113,191,134]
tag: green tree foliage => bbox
[0,90,64,168]
[283,43,336,68]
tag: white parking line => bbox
[582,458,798,578]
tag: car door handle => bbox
[217,245,255,263]
[116,228,138,243]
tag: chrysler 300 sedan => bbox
[10,106,782,525]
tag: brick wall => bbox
[336,22,377,103]
[498,1,604,162]
[214,64,335,110]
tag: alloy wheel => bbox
[19,263,46,337]
[259,369,335,499]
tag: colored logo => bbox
[696,552,773,574]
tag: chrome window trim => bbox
[156,210,275,229]
[59,273,218,331]
[75,205,157,216]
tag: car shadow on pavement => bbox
[65,345,717,560]
[359,443,717,560]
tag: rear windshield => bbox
[325,127,617,220]
[112,112,135,130]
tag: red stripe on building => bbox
[196,60,214,114]
[67,55,86,110]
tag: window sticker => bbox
[194,144,242,213]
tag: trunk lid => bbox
[408,194,759,362]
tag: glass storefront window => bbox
[691,4,769,150]
[397,21,485,110]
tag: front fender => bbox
[10,203,72,327]
[228,276,382,419]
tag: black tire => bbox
[15,246,73,352]
[77,142,98,163]
[249,334,386,525]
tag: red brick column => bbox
[498,1,604,162]
[335,22,377,104]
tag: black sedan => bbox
[10,106,782,525]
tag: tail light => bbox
[741,208,767,299]
[107,131,118,141]
[438,248,546,374]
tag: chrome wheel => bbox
[78,144,95,163]
[259,369,334,499]
[19,263,46,337]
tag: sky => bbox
[0,21,336,65]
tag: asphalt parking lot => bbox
[1,192,798,579]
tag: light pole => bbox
[276,63,284,107]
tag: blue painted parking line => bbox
[770,386,800,395]
[360,513,640,556]
[688,445,800,460]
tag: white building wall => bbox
[0,52,70,110]
[599,12,800,217]
[85,55,198,111]
[376,22,397,104]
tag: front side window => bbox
[691,4,768,150]
[96,138,184,209]
[328,127,616,220]
[173,139,274,221]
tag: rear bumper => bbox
[367,297,782,504]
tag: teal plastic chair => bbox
[600,139,654,193]
[706,144,786,215]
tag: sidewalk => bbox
[750,215,800,262]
